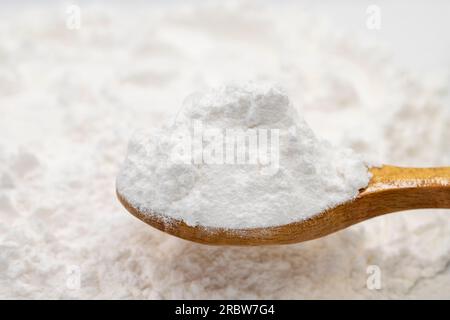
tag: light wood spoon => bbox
[117,165,450,245]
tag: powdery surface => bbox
[1,2,450,299]
[117,83,370,228]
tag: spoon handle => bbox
[362,165,450,211]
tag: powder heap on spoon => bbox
[117,82,370,229]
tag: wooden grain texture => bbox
[117,165,450,246]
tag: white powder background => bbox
[1,1,449,298]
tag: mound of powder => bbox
[117,83,370,228]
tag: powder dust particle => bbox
[0,2,450,299]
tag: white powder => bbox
[117,82,370,228]
[1,2,450,299]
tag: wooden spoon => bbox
[117,165,450,245]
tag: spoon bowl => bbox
[117,165,450,245]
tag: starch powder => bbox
[1,2,449,299]
[117,82,370,228]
